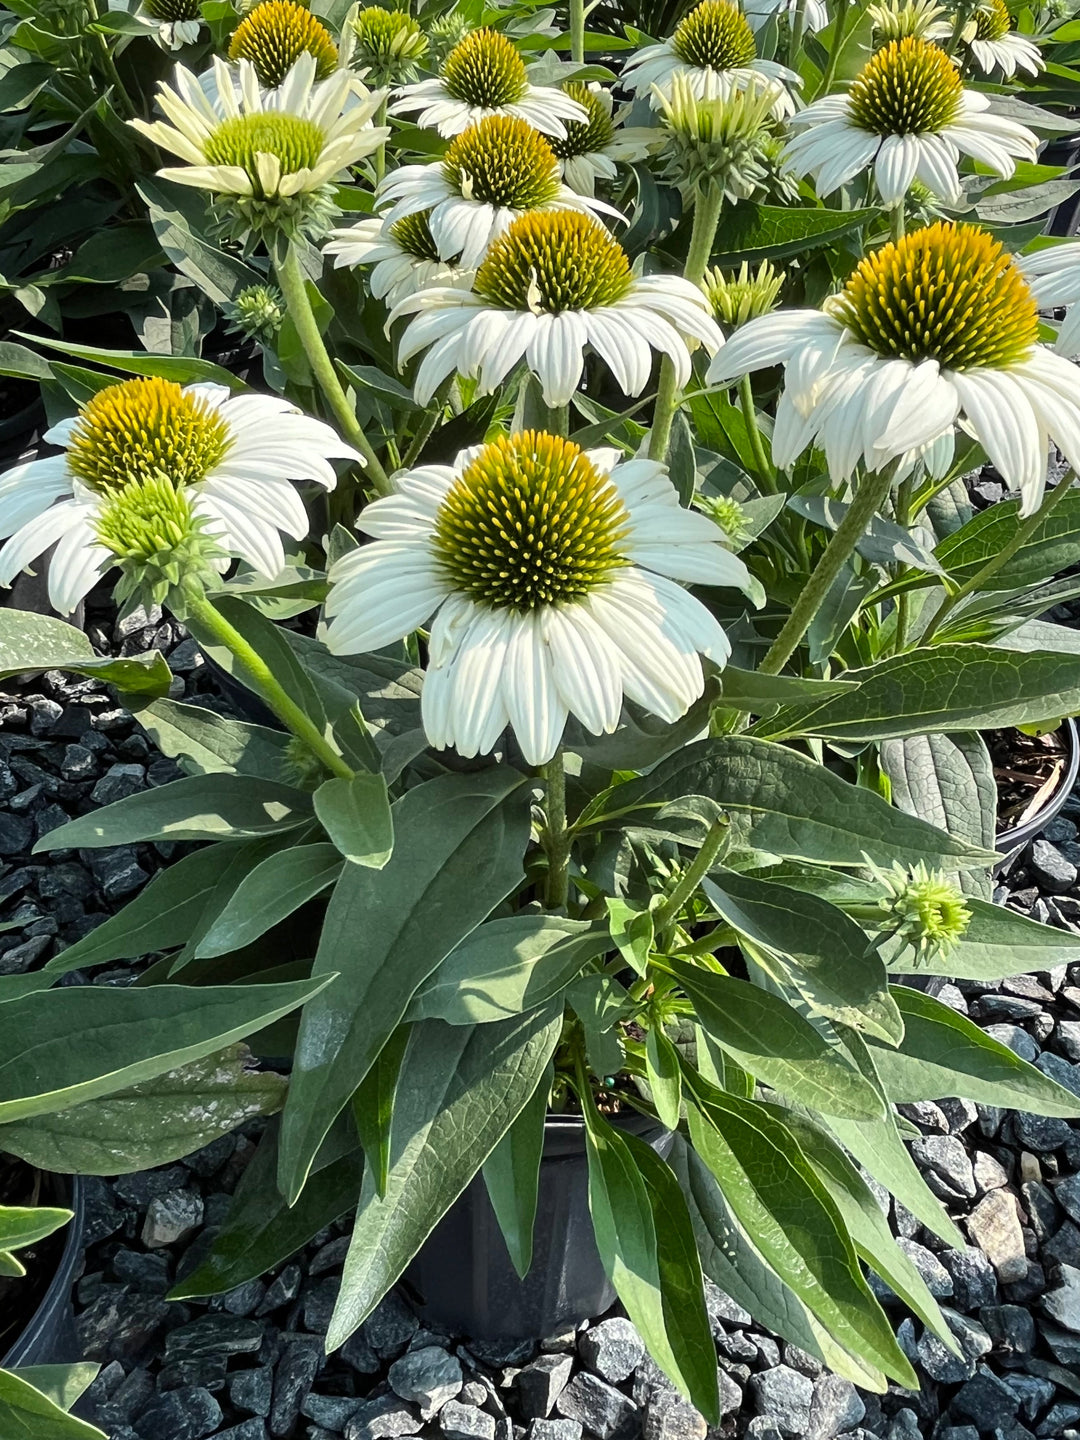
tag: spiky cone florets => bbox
[348,6,429,84]
[229,0,339,87]
[225,283,287,344]
[868,859,972,963]
[655,74,776,204]
[95,473,224,614]
[703,258,784,329]
[867,0,948,40]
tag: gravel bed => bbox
[4,600,1080,1440]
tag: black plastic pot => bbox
[994,716,1080,870]
[1,1174,84,1369]
[402,1110,671,1340]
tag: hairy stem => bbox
[570,0,585,63]
[760,464,896,674]
[653,819,728,938]
[543,749,571,910]
[738,374,777,493]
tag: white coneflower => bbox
[549,83,660,197]
[1017,241,1080,357]
[0,377,359,612]
[621,0,800,119]
[782,37,1038,205]
[390,27,587,138]
[966,0,1044,76]
[324,210,473,307]
[392,210,722,406]
[868,0,949,40]
[376,115,619,270]
[226,0,341,89]
[111,0,202,49]
[131,55,388,237]
[706,222,1080,515]
[323,431,756,763]
[743,0,828,32]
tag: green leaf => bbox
[645,1028,683,1130]
[788,495,945,574]
[755,645,1080,742]
[702,871,901,1043]
[34,774,312,851]
[0,1206,71,1275]
[279,769,532,1203]
[314,772,394,869]
[171,1117,364,1300]
[606,898,653,977]
[15,330,244,392]
[710,204,879,266]
[0,977,325,1124]
[869,986,1080,1116]
[41,843,243,979]
[327,1009,563,1350]
[683,1070,916,1388]
[0,1045,285,1175]
[169,835,288,971]
[195,844,342,959]
[138,177,267,307]
[596,738,994,870]
[718,666,858,717]
[668,959,885,1120]
[885,896,1080,979]
[407,915,610,1025]
[352,1027,409,1201]
[9,1367,99,1416]
[0,608,171,697]
[880,733,996,898]
[130,697,291,780]
[282,634,422,737]
[583,1110,719,1421]
[0,1369,106,1440]
[935,488,1080,590]
[671,1136,887,1391]
[758,1104,958,1355]
[567,974,630,1078]
[482,1062,551,1280]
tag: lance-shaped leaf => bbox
[482,1061,551,1280]
[35,774,311,851]
[668,959,885,1120]
[171,1117,364,1300]
[407,916,611,1025]
[0,1368,106,1440]
[935,488,1080,590]
[195,844,343,958]
[10,1367,99,1417]
[702,872,901,1043]
[279,769,532,1202]
[314,773,393,869]
[129,696,291,779]
[0,977,325,1125]
[0,1045,286,1175]
[0,608,170,698]
[593,738,993,870]
[884,897,1080,979]
[755,645,1080,742]
[327,1009,562,1350]
[671,1136,887,1392]
[870,986,1080,1116]
[583,1110,719,1420]
[352,1027,410,1201]
[683,1070,916,1389]
[0,1206,71,1276]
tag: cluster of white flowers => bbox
[5,0,1078,767]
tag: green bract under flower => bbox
[831,221,1039,371]
[349,6,428,78]
[431,431,630,610]
[848,37,963,135]
[69,378,230,493]
[227,283,286,344]
[657,73,774,202]
[93,473,222,612]
[671,0,757,72]
[441,28,529,107]
[441,116,561,210]
[203,113,327,192]
[229,0,339,86]
[550,82,615,159]
[871,859,972,962]
[390,209,442,262]
[473,211,633,313]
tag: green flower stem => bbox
[570,0,585,64]
[401,382,451,469]
[789,0,808,68]
[183,589,355,782]
[921,470,1076,644]
[648,184,725,463]
[738,374,777,494]
[759,463,896,674]
[275,241,392,496]
[818,0,852,97]
[542,749,571,910]
[653,818,728,938]
[892,473,914,654]
[374,98,388,185]
[890,202,906,242]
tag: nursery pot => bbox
[402,1110,672,1340]
[1,1173,85,1369]
[994,715,1080,870]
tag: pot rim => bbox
[994,714,1080,863]
[0,1171,84,1370]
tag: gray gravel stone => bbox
[556,1372,639,1440]
[388,1346,463,1420]
[228,1368,273,1418]
[301,1393,364,1429]
[134,1385,222,1440]
[216,1425,268,1440]
[345,1394,421,1440]
[141,1189,204,1249]
[1014,1111,1074,1151]
[967,1190,1028,1282]
[897,1238,954,1297]
[912,1135,977,1198]
[165,1316,264,1359]
[641,1395,705,1440]
[952,1366,1021,1431]
[440,1401,498,1440]
[363,1294,419,1357]
[578,1318,645,1384]
[1030,839,1077,893]
[529,1422,582,1440]
[259,1264,302,1315]
[516,1355,574,1418]
[805,1374,864,1440]
[1043,1262,1080,1331]
[270,1338,322,1438]
[983,1026,1039,1064]
[1055,1172,1080,1224]
[749,1365,813,1438]
[980,1304,1035,1362]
